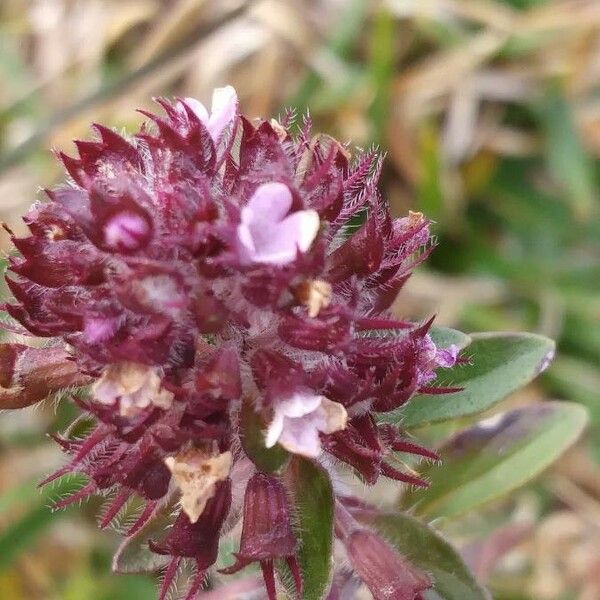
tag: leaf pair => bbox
[391,330,587,519]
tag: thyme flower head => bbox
[3,86,459,599]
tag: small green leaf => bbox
[282,457,334,600]
[402,402,588,519]
[359,510,490,600]
[240,399,289,473]
[397,332,555,428]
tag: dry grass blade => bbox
[0,0,257,174]
[129,0,210,67]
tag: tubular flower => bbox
[1,86,459,599]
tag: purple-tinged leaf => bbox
[401,402,588,519]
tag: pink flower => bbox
[92,362,173,417]
[237,182,320,265]
[182,85,238,143]
[103,211,151,251]
[265,391,347,458]
[436,344,460,368]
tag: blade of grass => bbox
[0,1,256,174]
[368,8,396,143]
[538,87,597,220]
[291,0,369,109]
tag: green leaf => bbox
[396,332,555,428]
[240,399,289,473]
[401,402,588,519]
[359,510,490,600]
[282,457,334,600]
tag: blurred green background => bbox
[0,1,599,598]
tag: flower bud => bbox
[104,211,151,252]
[345,529,430,600]
[0,344,89,409]
[221,472,302,600]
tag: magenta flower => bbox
[1,85,458,599]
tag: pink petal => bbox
[265,412,285,448]
[436,344,459,368]
[241,209,319,265]
[237,184,319,265]
[104,211,150,251]
[84,316,120,343]
[182,97,209,123]
[280,392,323,418]
[277,209,319,253]
[250,243,296,265]
[237,223,258,257]
[207,85,238,142]
[243,183,292,224]
[241,221,298,265]
[278,416,323,458]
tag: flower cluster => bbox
[2,86,458,599]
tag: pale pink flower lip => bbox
[436,344,460,368]
[92,362,173,417]
[265,391,347,458]
[237,182,320,266]
[83,316,121,343]
[182,85,238,143]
